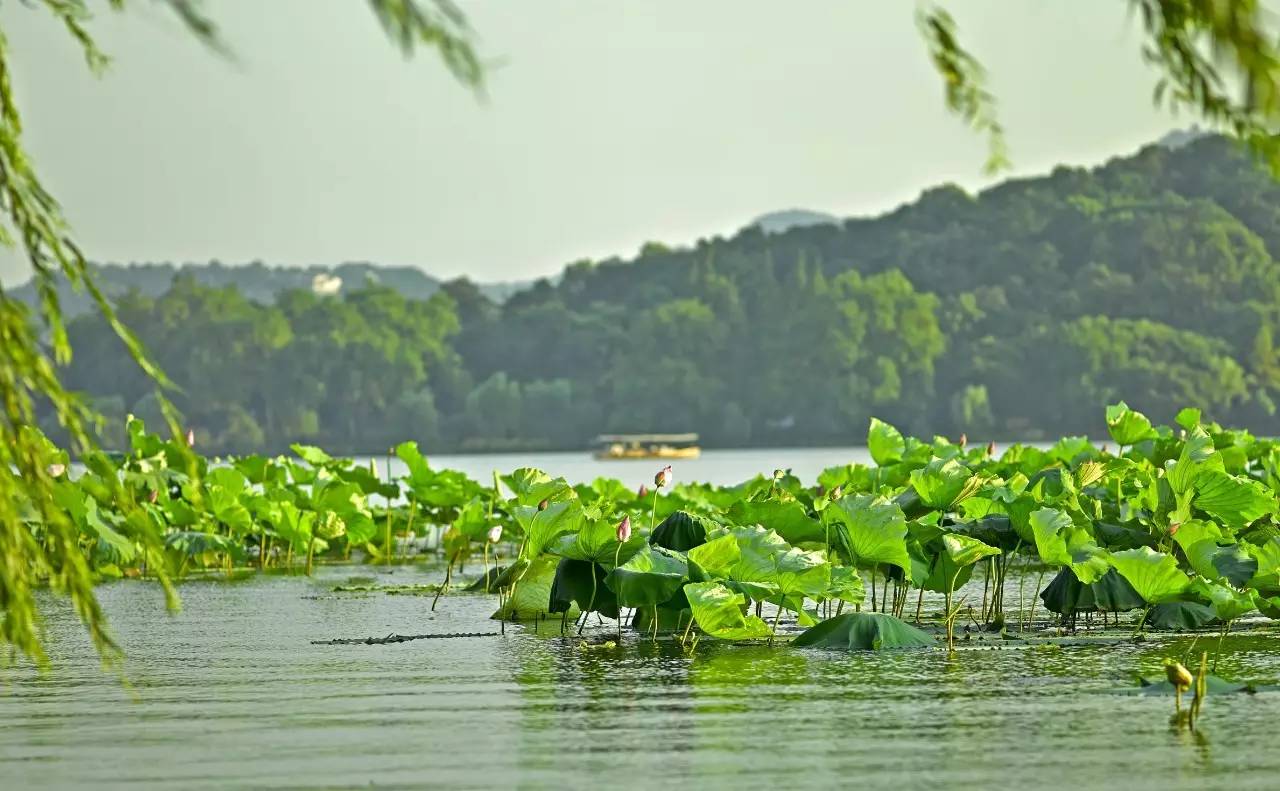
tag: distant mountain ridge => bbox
[9,260,529,317]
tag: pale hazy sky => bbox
[0,0,1179,286]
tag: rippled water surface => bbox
[4,561,1280,790]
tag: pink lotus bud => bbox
[958,433,968,448]
[487,525,503,544]
[538,498,549,511]
[185,429,196,447]
[46,463,66,478]
[986,440,996,457]
[654,465,673,488]
[616,515,632,543]
[637,483,649,499]
[1169,522,1181,536]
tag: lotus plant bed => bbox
[19,402,1280,670]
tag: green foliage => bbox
[793,612,935,651]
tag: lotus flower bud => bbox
[185,428,196,447]
[830,485,843,500]
[773,469,785,480]
[616,515,632,543]
[958,433,968,448]
[655,465,673,488]
[986,440,996,457]
[1169,522,1181,536]
[487,525,503,544]
[637,483,649,499]
[148,489,159,504]
[538,498,549,511]
[46,463,66,478]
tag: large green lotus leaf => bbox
[650,510,719,551]
[1105,401,1157,447]
[723,526,830,601]
[491,555,568,620]
[1109,547,1190,603]
[921,550,976,594]
[941,534,1000,567]
[727,499,825,546]
[605,545,689,608]
[451,496,491,541]
[552,518,644,566]
[683,582,771,640]
[207,485,253,535]
[868,417,906,466]
[515,500,584,560]
[1066,530,1112,585]
[88,499,139,564]
[312,481,377,545]
[1145,600,1217,630]
[825,494,911,572]
[550,558,618,618]
[1171,519,1224,552]
[687,533,741,579]
[1184,539,1258,588]
[1192,470,1276,526]
[792,612,935,651]
[499,467,574,508]
[826,566,866,605]
[270,501,314,548]
[206,466,248,494]
[1246,537,1280,591]
[1165,427,1223,497]
[1030,507,1073,567]
[1190,579,1256,622]
[909,458,973,510]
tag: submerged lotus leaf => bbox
[1105,401,1157,447]
[868,417,906,466]
[727,499,825,545]
[683,581,771,640]
[1192,470,1276,526]
[792,612,935,651]
[1127,675,1253,695]
[1108,547,1190,603]
[825,494,911,573]
[605,545,689,608]
[909,458,973,510]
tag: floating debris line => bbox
[311,631,500,645]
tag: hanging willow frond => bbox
[0,0,483,670]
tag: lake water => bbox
[365,446,879,489]
[7,446,1280,789]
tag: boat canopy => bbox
[595,433,699,444]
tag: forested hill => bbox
[8,260,526,316]
[54,135,1280,454]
